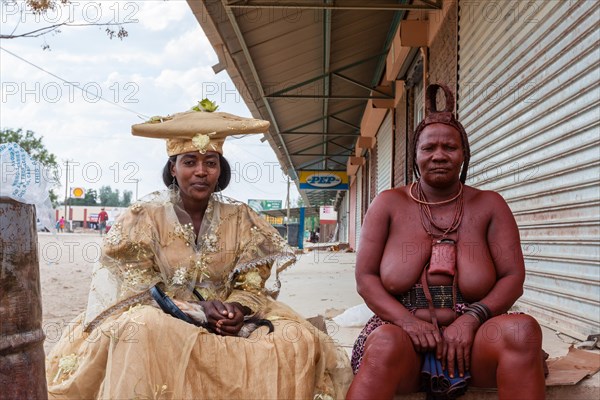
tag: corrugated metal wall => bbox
[458,0,600,339]
[355,169,363,251]
[338,192,349,243]
[414,77,424,128]
[394,93,408,187]
[377,112,394,193]
[348,179,357,247]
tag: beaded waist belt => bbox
[396,284,465,309]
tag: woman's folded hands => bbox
[400,314,480,378]
[174,299,246,336]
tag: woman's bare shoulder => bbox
[465,185,512,213]
[369,186,412,211]
[377,185,412,200]
[367,186,409,222]
[465,185,506,200]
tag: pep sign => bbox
[299,171,349,190]
[307,174,341,187]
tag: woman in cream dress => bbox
[46,106,352,400]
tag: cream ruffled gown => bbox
[46,191,352,399]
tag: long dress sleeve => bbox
[83,204,162,331]
[225,204,295,314]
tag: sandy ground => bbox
[38,232,101,352]
[34,232,600,397]
[37,232,584,358]
[38,232,364,354]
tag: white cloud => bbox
[138,0,190,31]
[163,26,216,62]
[1,1,293,204]
[51,51,164,68]
[153,65,217,102]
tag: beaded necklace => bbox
[410,180,465,324]
[409,180,464,239]
[409,181,463,205]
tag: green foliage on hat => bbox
[192,98,219,113]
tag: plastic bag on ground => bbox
[333,303,374,327]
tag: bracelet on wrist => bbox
[463,310,482,324]
[464,302,492,324]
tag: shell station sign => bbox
[299,171,349,191]
[70,187,85,198]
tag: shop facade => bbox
[191,0,599,339]
[347,0,599,339]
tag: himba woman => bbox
[46,102,352,399]
[346,84,546,400]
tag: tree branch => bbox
[0,21,133,39]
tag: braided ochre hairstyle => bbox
[412,83,470,184]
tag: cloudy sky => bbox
[1,0,299,205]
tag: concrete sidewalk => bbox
[279,245,599,400]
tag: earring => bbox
[172,176,177,186]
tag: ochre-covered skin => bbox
[346,84,546,400]
[0,198,48,400]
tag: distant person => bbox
[97,207,108,235]
[58,217,65,233]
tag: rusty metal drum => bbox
[0,198,48,400]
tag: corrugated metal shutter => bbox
[377,111,394,193]
[414,77,424,127]
[458,0,600,339]
[338,192,348,243]
[394,94,408,187]
[355,169,363,250]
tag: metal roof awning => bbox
[187,0,441,207]
[222,1,442,11]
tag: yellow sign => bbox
[299,171,349,190]
[71,187,85,198]
[263,215,284,225]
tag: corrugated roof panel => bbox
[189,0,413,205]
[330,10,395,71]
[270,100,323,128]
